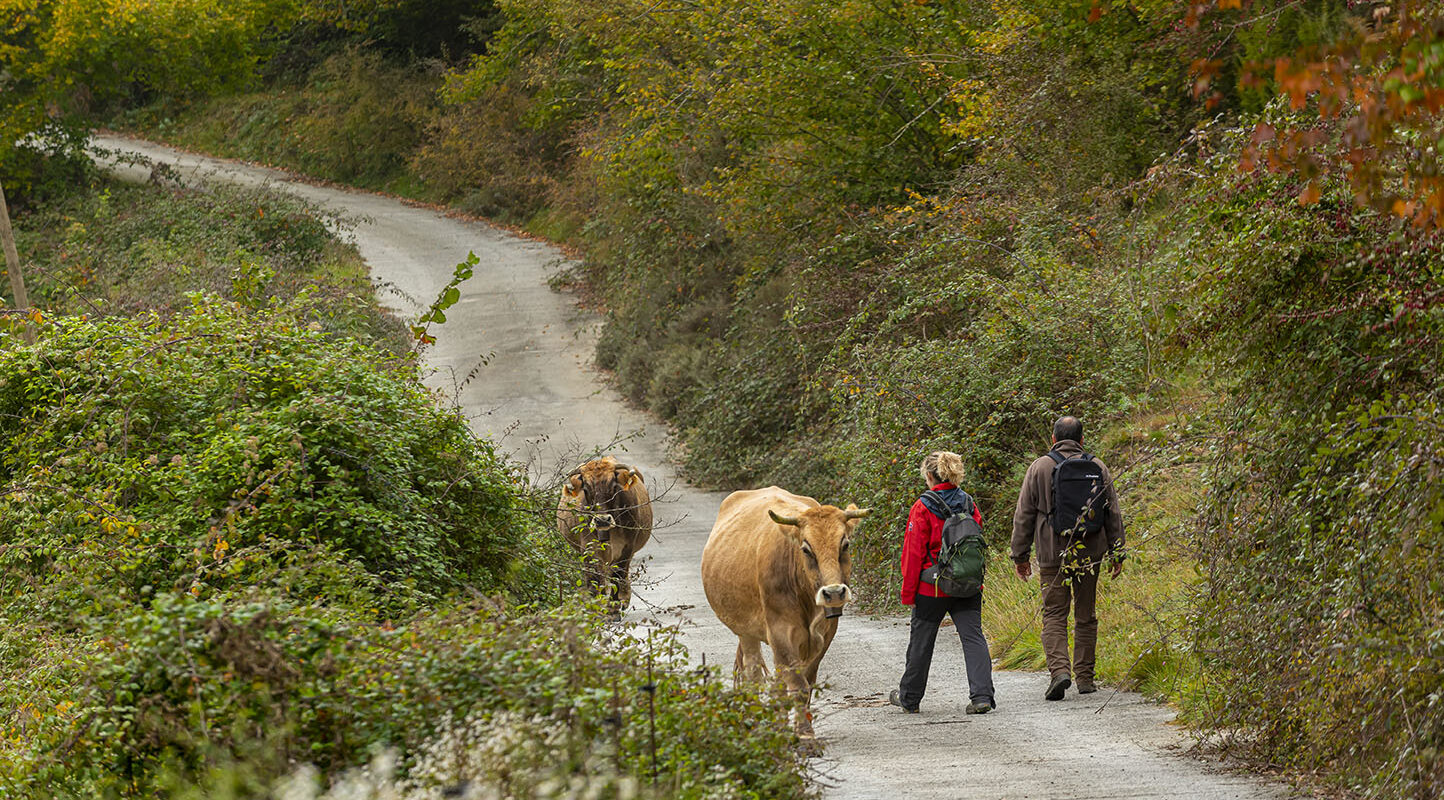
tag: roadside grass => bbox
[15,167,407,352]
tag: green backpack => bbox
[918,490,986,598]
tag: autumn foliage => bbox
[1190,2,1444,225]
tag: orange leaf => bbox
[1298,182,1321,205]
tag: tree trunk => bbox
[0,182,35,345]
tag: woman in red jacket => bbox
[889,451,996,714]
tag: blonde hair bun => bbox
[920,451,966,485]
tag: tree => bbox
[1,0,297,185]
[1188,1,1444,226]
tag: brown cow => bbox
[557,457,653,612]
[700,486,870,737]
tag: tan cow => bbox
[557,457,653,612]
[701,486,870,737]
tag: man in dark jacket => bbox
[1011,416,1125,700]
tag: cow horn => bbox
[768,509,801,527]
[843,507,872,520]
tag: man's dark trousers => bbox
[1040,562,1100,683]
[898,593,995,709]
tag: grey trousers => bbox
[898,593,995,709]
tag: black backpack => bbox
[1047,450,1108,536]
[918,490,986,598]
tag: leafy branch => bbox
[409,251,478,349]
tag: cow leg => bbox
[579,538,608,600]
[767,624,815,738]
[610,546,636,613]
[733,637,768,687]
[804,652,823,687]
[804,620,838,686]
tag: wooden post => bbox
[0,181,35,344]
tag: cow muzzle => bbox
[815,584,852,618]
[590,513,616,531]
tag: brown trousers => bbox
[1040,563,1099,682]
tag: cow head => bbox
[563,458,643,538]
[768,504,870,618]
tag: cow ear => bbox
[616,468,638,490]
[562,474,583,498]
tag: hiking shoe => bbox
[1077,680,1097,694]
[965,700,994,715]
[888,689,919,713]
[1045,674,1071,701]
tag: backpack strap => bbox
[921,490,950,521]
[956,490,976,517]
[1046,450,1066,526]
[1049,449,1096,465]
[922,490,975,520]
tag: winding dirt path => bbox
[94,134,1287,800]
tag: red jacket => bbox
[900,482,984,605]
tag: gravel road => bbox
[93,134,1289,800]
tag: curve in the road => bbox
[92,134,1286,800]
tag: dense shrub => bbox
[0,303,539,617]
[2,597,804,799]
[0,304,804,797]
[1145,112,1444,798]
[410,84,567,221]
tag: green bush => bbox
[1150,113,1444,798]
[0,301,536,619]
[0,302,807,799]
[409,84,568,222]
[2,597,805,799]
